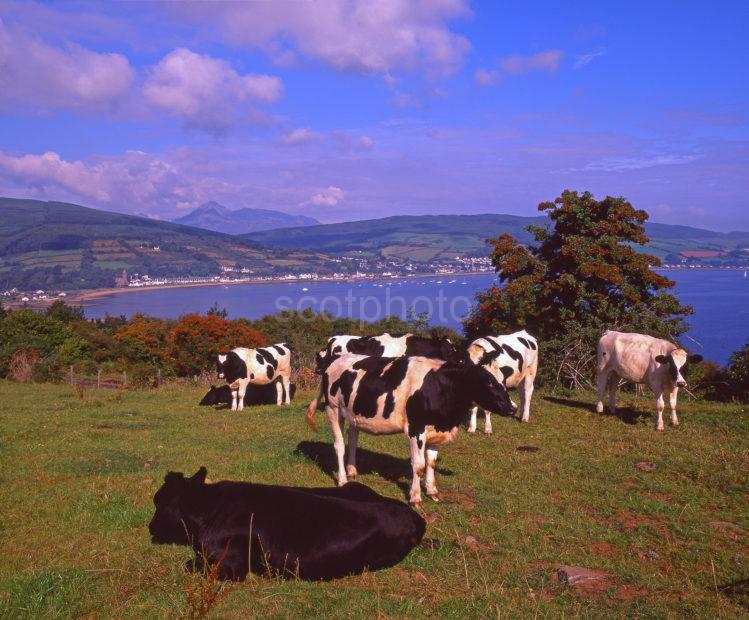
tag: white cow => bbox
[466,330,539,432]
[216,344,292,410]
[596,330,702,431]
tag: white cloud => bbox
[165,0,471,78]
[143,48,282,131]
[311,186,344,206]
[0,17,133,112]
[581,154,699,172]
[475,50,563,86]
[281,128,319,145]
[573,49,606,69]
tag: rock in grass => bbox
[557,565,610,587]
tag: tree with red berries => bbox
[464,190,692,387]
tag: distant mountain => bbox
[0,197,336,290]
[174,201,319,234]
[244,213,749,263]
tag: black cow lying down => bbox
[149,467,425,581]
[199,380,296,407]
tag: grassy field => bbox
[0,381,747,618]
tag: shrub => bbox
[166,314,267,376]
[727,341,749,402]
[8,348,40,383]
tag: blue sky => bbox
[0,0,747,229]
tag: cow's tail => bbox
[305,383,324,433]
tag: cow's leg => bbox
[655,389,665,431]
[326,407,347,486]
[281,373,291,405]
[484,410,493,435]
[408,433,427,505]
[275,379,283,405]
[346,426,359,479]
[236,380,247,411]
[608,375,618,415]
[519,366,536,423]
[669,387,679,426]
[468,406,479,433]
[596,370,610,414]
[231,388,239,411]
[424,448,440,501]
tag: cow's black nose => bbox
[677,381,687,388]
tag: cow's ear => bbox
[190,466,208,484]
[688,354,703,364]
[164,471,184,484]
[655,355,669,364]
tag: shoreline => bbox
[6,271,495,309]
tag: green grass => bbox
[0,381,747,618]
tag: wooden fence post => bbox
[97,367,101,389]
[156,368,161,388]
[122,371,127,388]
[69,365,74,384]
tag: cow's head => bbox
[436,338,469,365]
[466,364,513,415]
[655,349,703,387]
[199,386,220,406]
[215,351,247,383]
[314,339,341,375]
[149,467,207,545]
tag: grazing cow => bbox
[596,330,703,431]
[314,332,464,374]
[148,467,425,581]
[306,354,512,504]
[216,343,292,410]
[199,380,296,407]
[466,330,539,431]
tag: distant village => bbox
[3,249,747,306]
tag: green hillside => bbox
[0,198,337,290]
[244,214,546,263]
[245,214,749,263]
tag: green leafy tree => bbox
[465,190,693,387]
[727,341,749,402]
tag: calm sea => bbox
[81,270,749,365]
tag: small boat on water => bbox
[302,287,309,291]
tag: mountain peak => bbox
[173,201,319,234]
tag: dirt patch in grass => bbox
[589,541,622,558]
[609,511,667,534]
[709,520,745,541]
[642,490,674,503]
[442,490,476,510]
[614,583,651,600]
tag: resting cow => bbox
[148,467,425,581]
[216,343,292,410]
[596,330,702,431]
[307,354,512,504]
[314,332,464,374]
[199,380,296,407]
[466,329,539,431]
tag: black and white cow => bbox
[596,330,703,431]
[314,333,464,374]
[466,330,539,432]
[307,353,512,504]
[199,379,296,407]
[149,467,425,581]
[216,343,292,410]
[314,335,359,374]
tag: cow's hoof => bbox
[467,427,476,433]
[346,465,358,478]
[427,492,440,502]
[409,497,423,506]
[656,426,664,432]
[595,403,603,414]
[520,417,529,423]
[671,421,679,427]
[484,429,493,435]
